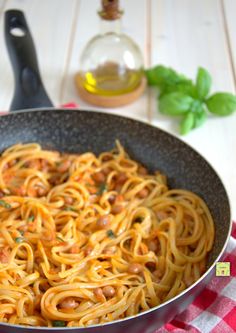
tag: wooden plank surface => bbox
[150,0,234,90]
[223,0,236,89]
[0,0,78,109]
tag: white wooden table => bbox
[0,0,235,218]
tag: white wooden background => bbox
[0,0,235,218]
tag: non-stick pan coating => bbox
[0,109,231,333]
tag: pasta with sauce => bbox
[0,141,214,327]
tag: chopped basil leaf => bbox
[0,200,11,209]
[52,320,66,327]
[97,183,107,195]
[15,237,24,243]
[107,229,116,239]
[28,215,35,222]
[19,230,24,236]
[64,206,77,212]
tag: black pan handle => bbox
[4,9,53,111]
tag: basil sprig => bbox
[145,65,236,135]
[52,320,66,327]
[0,200,11,209]
[106,229,116,238]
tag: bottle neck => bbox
[100,18,121,35]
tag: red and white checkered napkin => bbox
[156,222,236,333]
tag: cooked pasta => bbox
[0,141,214,327]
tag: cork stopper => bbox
[98,0,123,20]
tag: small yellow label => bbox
[216,262,230,277]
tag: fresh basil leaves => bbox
[145,65,236,135]
[196,67,212,100]
[159,92,194,116]
[206,93,236,116]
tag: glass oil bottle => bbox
[76,0,144,100]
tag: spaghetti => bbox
[0,142,214,327]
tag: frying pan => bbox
[0,9,231,333]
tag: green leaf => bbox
[190,99,202,113]
[64,206,77,212]
[206,93,236,116]
[96,183,107,196]
[188,100,207,129]
[159,92,194,116]
[180,112,195,135]
[28,215,35,222]
[161,80,195,98]
[106,229,116,238]
[145,65,197,100]
[193,109,207,129]
[145,65,187,88]
[15,237,24,243]
[145,65,174,86]
[196,67,212,100]
[0,200,11,209]
[145,68,159,86]
[52,320,66,327]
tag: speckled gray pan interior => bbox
[0,108,231,263]
[0,108,231,333]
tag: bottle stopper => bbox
[98,0,123,20]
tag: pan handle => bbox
[4,9,53,111]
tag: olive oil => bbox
[79,62,143,96]
[76,0,144,102]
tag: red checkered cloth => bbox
[156,222,236,333]
[1,106,235,332]
[0,103,78,115]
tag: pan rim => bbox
[0,107,232,330]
